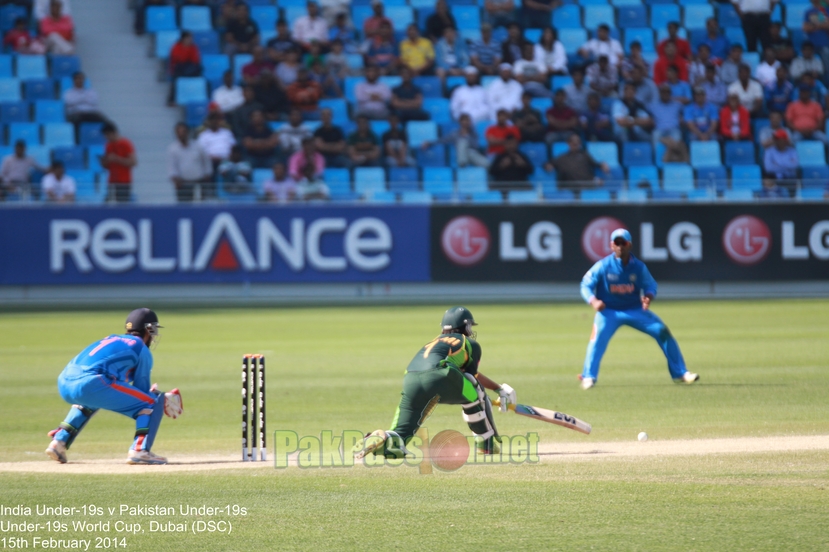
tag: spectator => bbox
[484,0,517,29]
[39,0,75,54]
[382,113,416,167]
[347,115,382,167]
[218,145,253,194]
[314,108,349,167]
[488,135,534,194]
[470,23,503,76]
[435,27,470,81]
[612,83,654,142]
[485,109,521,155]
[786,86,829,143]
[732,0,773,52]
[224,3,259,55]
[392,67,430,123]
[486,64,523,120]
[790,41,825,82]
[580,92,614,143]
[666,66,692,104]
[4,17,46,54]
[794,71,828,107]
[728,64,764,115]
[324,39,349,81]
[546,89,579,143]
[587,55,619,98]
[99,123,137,203]
[267,19,300,63]
[545,133,609,191]
[63,71,108,128]
[513,92,546,143]
[242,46,275,84]
[295,162,330,200]
[229,86,262,137]
[197,111,237,169]
[167,31,202,106]
[688,44,714,87]
[501,22,530,65]
[683,88,719,141]
[355,66,392,119]
[756,49,781,88]
[621,41,651,83]
[277,108,313,157]
[364,0,393,40]
[758,176,790,198]
[719,93,752,141]
[0,141,44,200]
[700,63,728,107]
[649,84,685,153]
[720,44,744,86]
[423,113,489,167]
[35,0,69,20]
[399,24,435,76]
[293,1,329,51]
[657,22,691,60]
[244,110,280,167]
[564,67,591,113]
[426,0,457,42]
[450,67,490,123]
[329,13,359,54]
[535,27,567,76]
[41,161,75,203]
[769,22,795,65]
[287,68,323,116]
[513,42,550,97]
[579,24,623,68]
[653,41,689,85]
[759,111,786,148]
[364,21,398,75]
[276,48,302,86]
[700,18,730,63]
[263,161,298,203]
[521,0,562,30]
[803,0,829,82]
[763,129,799,193]
[622,66,658,107]
[288,136,325,180]
[254,72,290,121]
[212,70,245,114]
[168,122,213,202]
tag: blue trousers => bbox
[54,374,165,452]
[582,308,688,381]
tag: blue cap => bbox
[610,228,631,242]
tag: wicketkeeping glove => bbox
[151,384,183,419]
[498,384,516,412]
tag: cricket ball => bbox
[429,430,470,472]
[638,432,648,442]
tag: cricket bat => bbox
[492,398,592,435]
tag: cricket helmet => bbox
[441,306,477,336]
[125,308,162,346]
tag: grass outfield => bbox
[1,300,828,550]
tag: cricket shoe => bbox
[127,450,168,465]
[353,429,387,459]
[474,435,501,455]
[45,440,67,464]
[674,372,700,385]
[580,376,595,390]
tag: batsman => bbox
[45,308,182,465]
[356,306,516,459]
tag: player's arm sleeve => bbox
[464,339,482,376]
[131,348,154,393]
[580,262,602,304]
[641,263,658,298]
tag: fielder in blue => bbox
[579,229,699,390]
[45,308,169,465]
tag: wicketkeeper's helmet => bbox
[441,306,477,336]
[125,308,162,346]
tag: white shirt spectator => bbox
[728,79,764,110]
[63,87,100,116]
[263,176,297,202]
[168,140,213,181]
[0,154,37,183]
[197,128,236,160]
[580,38,624,67]
[277,123,313,153]
[731,0,772,14]
[450,84,490,122]
[485,77,523,120]
[755,61,780,88]
[35,0,70,20]
[292,16,329,46]
[211,84,245,113]
[41,172,76,201]
[534,42,567,74]
[513,57,547,79]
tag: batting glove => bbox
[498,384,516,412]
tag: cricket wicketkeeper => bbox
[355,306,517,458]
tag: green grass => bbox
[1,300,828,550]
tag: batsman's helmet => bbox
[441,306,477,336]
[125,308,162,346]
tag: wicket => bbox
[242,354,266,462]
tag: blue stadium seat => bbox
[183,102,208,127]
[797,188,826,200]
[154,30,180,59]
[650,4,679,28]
[651,190,685,201]
[23,79,55,101]
[9,122,40,145]
[544,189,576,201]
[354,167,386,195]
[731,164,762,190]
[0,55,11,78]
[801,165,829,184]
[525,29,543,43]
[551,75,573,90]
[407,121,438,147]
[585,5,615,29]
[422,98,451,124]
[520,143,549,167]
[389,167,420,192]
[603,166,626,190]
[34,100,64,123]
[202,54,230,83]
[49,56,81,80]
[662,164,694,192]
[79,123,106,146]
[617,188,649,202]
[232,54,253,83]
[475,120,492,147]
[530,98,551,114]
[470,191,502,203]
[410,0,435,7]
[531,170,556,192]
[28,145,50,166]
[445,75,467,94]
[43,123,75,147]
[696,166,728,191]
[796,141,826,166]
[352,5,374,31]
[367,190,397,203]
[553,5,581,28]
[319,99,348,123]
[618,5,647,28]
[418,144,447,167]
[146,6,178,32]
[175,77,208,105]
[379,76,402,89]
[628,165,659,188]
[189,31,218,55]
[723,188,755,201]
[52,146,86,170]
[725,27,746,49]
[450,5,480,29]
[687,188,716,201]
[0,101,29,123]
[251,5,278,31]
[623,142,652,166]
[559,29,588,54]
[683,5,713,29]
[508,190,540,204]
[725,141,755,166]
[0,5,27,32]
[323,168,357,200]
[414,76,442,98]
[551,142,569,157]
[690,141,721,168]
[612,0,642,5]
[369,120,390,136]
[400,191,433,204]
[624,28,655,51]
[181,6,213,31]
[717,3,741,28]
[422,167,455,195]
[581,189,612,202]
[386,6,414,30]
[344,76,362,103]
[786,4,810,29]
[587,142,619,167]
[456,167,488,193]
[86,145,105,172]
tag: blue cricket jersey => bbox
[580,254,658,311]
[60,334,153,392]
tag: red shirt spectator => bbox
[653,56,688,85]
[40,11,74,42]
[241,46,275,83]
[102,133,137,185]
[657,38,691,60]
[363,2,393,39]
[719,95,751,140]
[485,120,521,155]
[785,90,824,134]
[169,36,201,75]
[4,18,45,54]
[286,69,322,112]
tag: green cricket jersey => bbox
[406,333,482,375]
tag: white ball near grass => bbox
[637,432,648,442]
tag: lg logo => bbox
[722,215,772,265]
[581,217,626,262]
[441,216,490,266]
